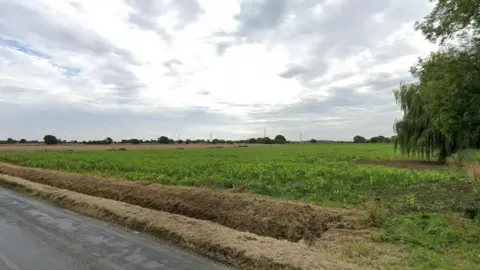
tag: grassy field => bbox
[0,143,479,269]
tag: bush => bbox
[446,149,480,167]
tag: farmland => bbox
[0,143,470,207]
[0,143,479,269]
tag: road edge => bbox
[0,174,356,270]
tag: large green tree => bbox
[394,0,480,161]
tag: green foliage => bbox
[376,213,480,268]
[158,136,170,144]
[394,0,480,162]
[274,134,287,144]
[394,39,480,161]
[0,144,468,206]
[43,135,58,145]
[353,135,367,143]
[415,0,480,44]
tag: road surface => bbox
[0,186,229,270]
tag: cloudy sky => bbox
[0,0,437,141]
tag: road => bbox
[0,186,229,270]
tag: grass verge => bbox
[0,174,365,270]
[0,163,366,243]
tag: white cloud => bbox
[0,0,437,141]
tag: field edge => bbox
[0,174,365,270]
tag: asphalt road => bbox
[0,186,229,270]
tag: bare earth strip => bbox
[0,174,361,270]
[0,143,273,152]
[0,163,367,243]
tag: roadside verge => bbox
[0,174,360,270]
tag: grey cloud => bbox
[0,2,139,65]
[215,42,233,56]
[92,61,145,101]
[125,0,203,31]
[163,59,182,76]
[247,73,404,136]
[278,65,306,78]
[219,0,430,86]
[0,101,241,140]
[196,90,210,95]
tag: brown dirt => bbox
[359,160,448,171]
[0,163,367,243]
[0,174,364,270]
[0,143,273,152]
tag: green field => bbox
[0,144,472,208]
[1,143,479,268]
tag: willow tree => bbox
[394,43,480,161]
[394,0,480,161]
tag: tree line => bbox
[353,135,396,144]
[0,134,290,145]
[392,0,480,161]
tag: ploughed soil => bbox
[0,143,274,152]
[358,160,448,171]
[0,163,367,243]
[2,174,401,270]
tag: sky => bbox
[0,0,438,141]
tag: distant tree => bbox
[248,138,257,144]
[370,136,379,143]
[43,135,58,145]
[106,137,113,144]
[353,135,367,143]
[130,139,141,144]
[185,139,191,144]
[176,139,184,144]
[212,139,220,144]
[310,139,317,143]
[158,136,170,144]
[19,138,27,144]
[274,134,287,144]
[6,138,17,144]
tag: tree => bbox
[353,135,367,143]
[158,136,170,144]
[43,135,58,145]
[176,139,184,144]
[19,138,27,144]
[106,137,113,144]
[415,0,480,44]
[310,139,317,143]
[185,139,191,144]
[248,138,257,144]
[393,0,480,161]
[6,138,17,144]
[274,134,287,144]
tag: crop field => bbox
[0,143,470,207]
[0,143,479,269]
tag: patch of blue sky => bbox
[1,37,82,77]
[0,37,51,59]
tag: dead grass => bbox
[0,163,367,243]
[467,163,480,182]
[0,174,370,270]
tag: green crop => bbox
[0,144,471,207]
